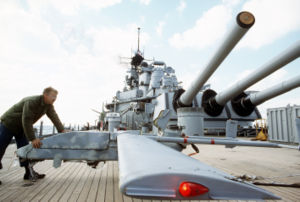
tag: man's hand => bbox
[32,138,43,148]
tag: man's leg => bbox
[0,123,14,185]
[14,132,31,180]
[14,132,29,168]
[0,162,2,185]
[14,133,45,180]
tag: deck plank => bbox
[1,142,300,202]
[2,161,68,202]
[96,163,108,202]
[49,163,82,202]
[86,163,104,202]
[29,162,74,201]
[67,163,93,202]
[133,198,143,202]
[123,195,133,202]
[205,163,288,201]
[41,163,78,201]
[59,163,86,202]
[105,162,115,202]
[0,169,23,198]
[114,161,124,202]
[77,165,98,202]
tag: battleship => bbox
[102,18,300,140]
[16,11,300,200]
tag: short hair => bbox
[43,87,58,95]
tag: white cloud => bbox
[27,0,122,15]
[139,0,151,5]
[86,24,149,56]
[0,1,150,125]
[177,0,186,13]
[222,0,241,6]
[239,0,300,49]
[156,21,166,36]
[169,0,300,50]
[0,1,66,63]
[169,4,232,49]
[140,16,145,23]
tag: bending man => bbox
[0,87,66,184]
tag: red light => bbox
[179,182,209,197]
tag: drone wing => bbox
[117,133,280,200]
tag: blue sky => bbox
[0,0,299,126]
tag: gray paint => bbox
[117,134,279,200]
[267,105,300,143]
[17,131,118,162]
[249,74,300,105]
[215,41,300,105]
[177,107,204,136]
[180,12,254,106]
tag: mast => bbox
[137,27,140,52]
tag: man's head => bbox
[43,87,58,105]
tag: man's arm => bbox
[22,101,36,141]
[46,105,65,132]
[22,101,43,148]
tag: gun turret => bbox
[231,74,300,116]
[202,40,300,116]
[173,11,255,110]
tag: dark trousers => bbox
[0,123,29,168]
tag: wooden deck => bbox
[0,141,299,202]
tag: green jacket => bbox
[0,95,64,141]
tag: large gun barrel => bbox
[249,74,300,106]
[176,11,255,108]
[202,41,300,116]
[231,74,300,116]
[215,41,300,106]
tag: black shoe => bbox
[0,180,2,185]
[33,171,46,179]
[24,172,35,181]
[24,171,46,181]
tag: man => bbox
[0,87,66,184]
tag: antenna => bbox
[137,27,140,52]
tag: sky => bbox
[0,0,299,127]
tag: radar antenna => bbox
[131,27,144,67]
[137,27,140,52]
